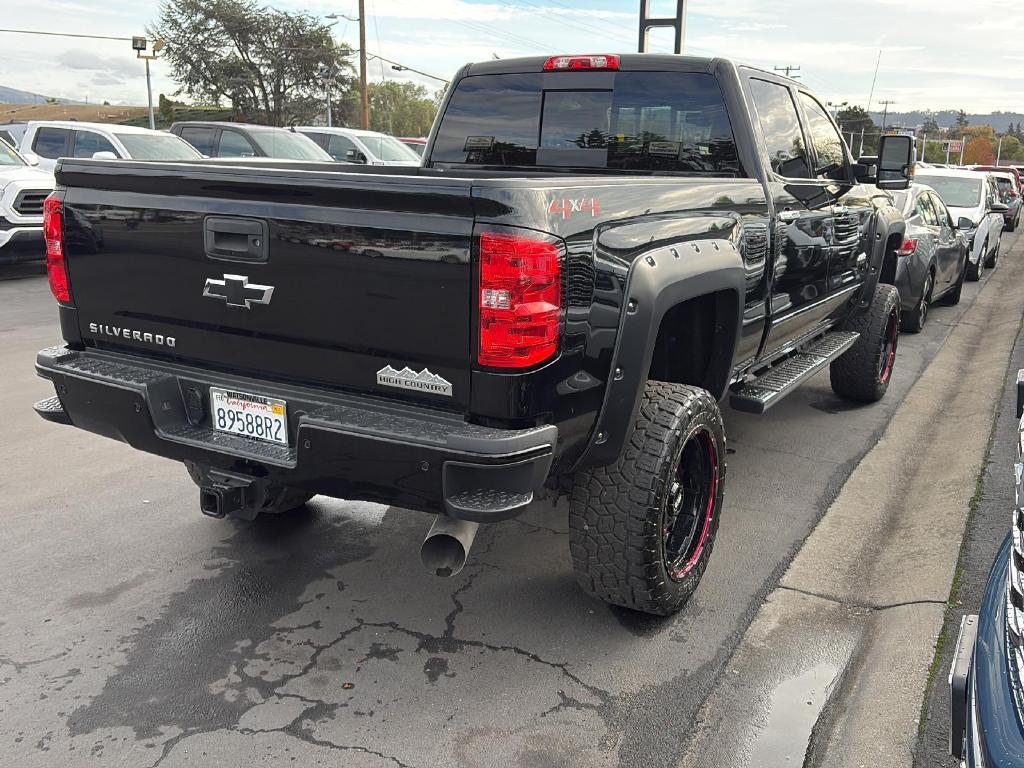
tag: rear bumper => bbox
[35,346,556,521]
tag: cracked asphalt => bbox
[1,236,1015,768]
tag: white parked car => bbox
[0,138,54,262]
[295,126,421,167]
[18,121,202,171]
[914,168,1007,280]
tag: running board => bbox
[729,331,860,414]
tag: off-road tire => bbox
[985,236,1000,269]
[940,254,967,306]
[568,381,726,616]
[901,269,932,333]
[966,244,985,281]
[829,283,900,402]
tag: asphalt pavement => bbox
[0,236,1017,768]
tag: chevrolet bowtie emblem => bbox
[203,274,274,309]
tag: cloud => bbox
[56,49,141,79]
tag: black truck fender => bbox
[572,237,745,470]
[859,203,906,310]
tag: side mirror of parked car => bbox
[956,217,974,230]
[91,151,118,160]
[346,149,368,164]
[991,201,1010,213]
[874,135,913,191]
[21,150,40,166]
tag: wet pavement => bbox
[0,235,1016,768]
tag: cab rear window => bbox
[431,71,743,176]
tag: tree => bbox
[954,109,970,131]
[366,81,441,137]
[998,135,1024,163]
[151,0,354,126]
[963,136,995,165]
[921,115,940,134]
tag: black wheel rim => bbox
[879,306,899,384]
[664,429,718,581]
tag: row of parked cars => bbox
[0,119,427,263]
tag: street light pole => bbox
[144,57,154,130]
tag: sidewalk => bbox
[680,241,1024,768]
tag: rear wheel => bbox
[830,283,900,402]
[568,382,725,616]
[901,269,932,333]
[940,253,967,306]
[985,235,1000,269]
[966,243,985,281]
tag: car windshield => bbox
[914,175,983,208]
[114,133,203,161]
[0,140,25,166]
[360,135,420,162]
[431,71,742,175]
[250,131,333,161]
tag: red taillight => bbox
[896,237,917,257]
[543,54,619,72]
[43,194,71,304]
[478,232,561,368]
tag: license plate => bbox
[210,388,288,445]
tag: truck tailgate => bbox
[58,161,475,408]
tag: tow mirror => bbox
[876,135,913,190]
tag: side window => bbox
[917,194,938,226]
[217,130,257,157]
[748,78,810,179]
[303,132,329,150]
[33,127,70,159]
[179,127,216,156]
[73,130,117,158]
[0,130,14,148]
[929,193,953,227]
[327,134,360,162]
[797,92,848,180]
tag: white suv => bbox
[18,121,201,171]
[295,126,421,167]
[0,139,54,261]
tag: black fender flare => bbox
[574,238,745,470]
[861,203,906,310]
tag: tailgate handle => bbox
[204,216,269,263]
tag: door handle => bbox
[778,210,801,224]
[204,216,269,263]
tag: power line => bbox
[0,27,135,42]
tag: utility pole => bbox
[774,65,801,79]
[997,135,1004,165]
[879,99,896,132]
[133,36,164,130]
[358,0,369,130]
[960,136,966,166]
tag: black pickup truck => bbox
[34,54,911,615]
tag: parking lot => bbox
[2,228,1020,767]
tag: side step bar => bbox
[729,331,860,414]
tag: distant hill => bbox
[869,110,1024,132]
[0,85,81,106]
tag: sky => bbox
[0,0,1021,114]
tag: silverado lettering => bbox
[87,322,176,348]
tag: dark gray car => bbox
[888,184,969,331]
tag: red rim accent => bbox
[879,307,898,384]
[668,430,719,580]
